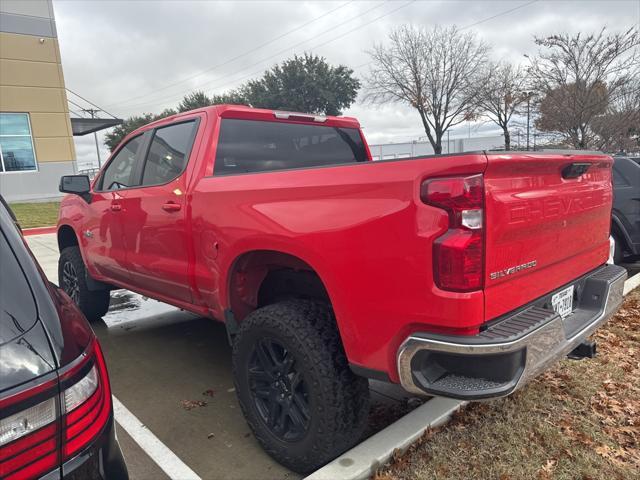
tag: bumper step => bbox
[397,264,627,400]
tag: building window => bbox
[0,113,38,173]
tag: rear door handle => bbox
[162,202,181,212]
[110,203,122,212]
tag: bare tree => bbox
[592,79,640,152]
[365,25,489,154]
[477,62,529,150]
[529,28,640,149]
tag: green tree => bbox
[104,113,154,152]
[242,54,360,115]
[211,90,247,106]
[177,91,213,112]
[104,54,358,152]
[104,108,177,152]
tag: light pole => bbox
[522,91,533,151]
[82,108,102,168]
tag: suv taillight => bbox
[421,174,485,292]
[61,341,112,459]
[0,338,111,479]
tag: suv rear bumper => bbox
[397,264,627,400]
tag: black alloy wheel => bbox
[62,260,80,304]
[249,338,310,442]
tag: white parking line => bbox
[113,396,202,480]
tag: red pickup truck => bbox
[57,105,627,473]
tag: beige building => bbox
[0,0,76,201]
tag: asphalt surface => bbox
[25,233,417,480]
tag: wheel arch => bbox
[225,249,333,323]
[57,224,79,252]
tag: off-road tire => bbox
[59,246,110,321]
[232,300,370,474]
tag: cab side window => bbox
[141,121,197,186]
[99,135,144,191]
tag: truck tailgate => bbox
[484,153,613,320]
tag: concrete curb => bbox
[304,397,465,480]
[624,270,640,295]
[306,271,639,480]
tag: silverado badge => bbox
[490,260,537,280]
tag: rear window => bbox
[214,119,368,175]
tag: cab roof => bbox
[139,104,361,132]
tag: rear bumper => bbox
[397,264,627,400]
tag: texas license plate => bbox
[552,285,574,319]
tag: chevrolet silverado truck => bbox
[56,105,627,473]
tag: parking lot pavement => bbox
[96,293,298,480]
[116,427,171,480]
[23,232,59,280]
[26,233,417,480]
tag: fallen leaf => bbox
[180,399,208,410]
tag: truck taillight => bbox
[0,338,111,479]
[421,174,485,292]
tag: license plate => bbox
[552,285,574,319]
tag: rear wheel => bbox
[59,246,110,321]
[232,300,370,474]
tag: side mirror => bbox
[59,175,91,202]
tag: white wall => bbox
[369,135,506,160]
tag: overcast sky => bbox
[51,0,639,167]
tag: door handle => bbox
[162,202,181,212]
[110,203,122,212]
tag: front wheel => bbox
[232,300,370,474]
[59,246,110,321]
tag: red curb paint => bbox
[22,226,57,236]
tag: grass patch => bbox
[9,202,60,229]
[375,288,640,480]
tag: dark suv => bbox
[612,156,640,263]
[0,197,128,480]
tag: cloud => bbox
[52,0,638,165]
